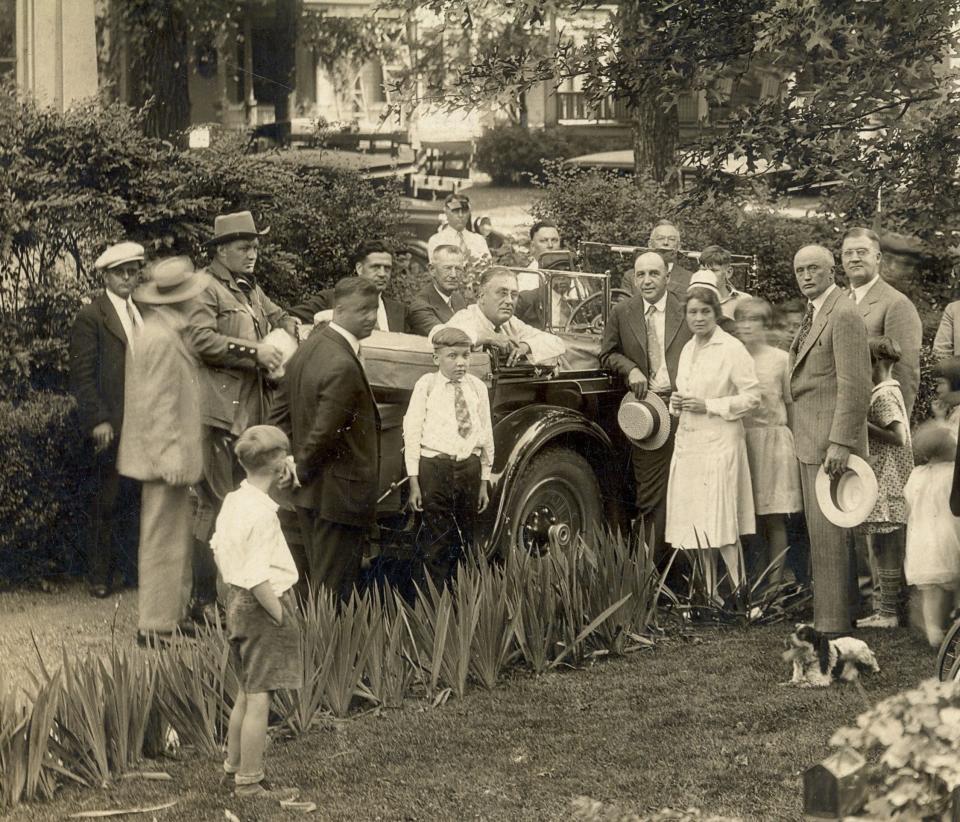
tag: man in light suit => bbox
[600,251,693,557]
[118,257,207,645]
[69,242,145,597]
[272,277,382,601]
[790,245,871,636]
[291,240,411,332]
[408,244,468,336]
[843,227,922,417]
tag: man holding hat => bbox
[600,251,692,558]
[117,257,208,645]
[791,244,871,636]
[187,211,298,619]
[69,241,146,598]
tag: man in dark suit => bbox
[842,226,922,417]
[273,277,382,600]
[291,240,411,332]
[408,244,468,336]
[515,273,577,330]
[69,241,145,597]
[600,251,692,557]
[791,244,871,636]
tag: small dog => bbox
[782,624,880,687]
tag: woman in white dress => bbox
[665,285,761,605]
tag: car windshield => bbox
[510,267,611,336]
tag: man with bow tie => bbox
[790,244,871,637]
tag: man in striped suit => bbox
[790,245,871,636]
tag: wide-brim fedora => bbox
[205,210,270,246]
[815,454,879,528]
[134,256,211,305]
[617,391,671,451]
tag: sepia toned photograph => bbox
[2,1,960,819]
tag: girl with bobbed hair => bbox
[665,284,761,607]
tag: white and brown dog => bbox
[782,624,880,687]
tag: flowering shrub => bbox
[829,678,960,818]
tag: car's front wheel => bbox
[506,446,603,556]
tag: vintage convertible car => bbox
[366,267,634,558]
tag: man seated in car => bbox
[515,272,575,331]
[430,267,566,367]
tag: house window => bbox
[0,0,15,79]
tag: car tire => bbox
[505,446,604,556]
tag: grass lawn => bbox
[1,593,936,822]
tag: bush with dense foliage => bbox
[0,86,403,398]
[0,393,87,587]
[474,125,606,185]
[532,162,836,304]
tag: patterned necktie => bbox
[795,302,815,352]
[451,381,472,437]
[457,231,468,256]
[125,300,140,352]
[645,302,663,377]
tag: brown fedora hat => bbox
[206,211,270,246]
[134,256,211,305]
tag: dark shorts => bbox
[226,585,303,693]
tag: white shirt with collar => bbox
[403,371,494,480]
[210,480,299,597]
[427,227,491,261]
[376,296,389,332]
[643,293,671,393]
[810,282,838,320]
[328,321,361,357]
[105,287,143,349]
[851,274,881,305]
[435,304,566,366]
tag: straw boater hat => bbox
[206,211,269,246]
[617,391,671,451]
[814,455,879,528]
[134,256,211,305]
[94,241,145,271]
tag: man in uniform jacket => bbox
[842,226,922,417]
[290,240,411,333]
[600,251,692,558]
[186,211,298,616]
[117,257,207,644]
[271,277,382,601]
[69,241,145,597]
[790,244,871,636]
[407,244,468,336]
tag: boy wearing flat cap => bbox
[69,241,145,598]
[403,327,493,586]
[187,211,299,622]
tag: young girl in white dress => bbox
[904,422,960,647]
[665,284,761,606]
[734,298,803,587]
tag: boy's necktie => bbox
[451,380,472,437]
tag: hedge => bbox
[0,392,87,587]
[474,125,609,185]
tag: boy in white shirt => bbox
[404,328,494,585]
[210,425,302,801]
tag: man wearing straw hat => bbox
[69,241,145,598]
[187,211,299,621]
[600,251,692,558]
[117,257,209,646]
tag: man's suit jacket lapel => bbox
[450,290,467,313]
[793,288,838,369]
[97,292,128,346]
[321,325,381,424]
[663,294,683,352]
[858,277,885,324]
[384,298,405,333]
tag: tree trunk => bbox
[630,90,679,186]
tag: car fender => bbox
[482,404,615,550]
